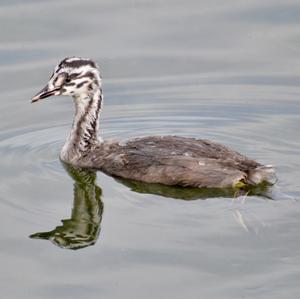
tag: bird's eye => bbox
[65,77,71,83]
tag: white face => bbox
[32,57,101,102]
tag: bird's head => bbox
[32,57,102,103]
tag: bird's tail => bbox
[248,165,277,185]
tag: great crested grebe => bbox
[32,57,275,189]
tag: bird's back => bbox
[85,136,267,188]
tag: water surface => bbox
[1,1,300,298]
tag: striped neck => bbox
[60,89,102,163]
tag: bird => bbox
[31,57,275,189]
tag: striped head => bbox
[32,57,102,103]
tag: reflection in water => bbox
[30,163,103,250]
[117,177,273,200]
[30,162,273,250]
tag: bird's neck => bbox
[60,90,103,163]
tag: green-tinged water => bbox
[0,1,300,298]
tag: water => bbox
[1,0,300,298]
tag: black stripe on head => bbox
[79,71,95,80]
[58,57,70,68]
[65,82,76,87]
[61,59,96,69]
[69,73,82,80]
[76,80,89,88]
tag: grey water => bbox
[0,0,300,298]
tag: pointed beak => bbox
[31,85,60,103]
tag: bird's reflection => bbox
[30,162,273,250]
[116,177,272,200]
[30,163,103,250]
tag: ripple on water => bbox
[0,126,65,173]
[0,126,70,220]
